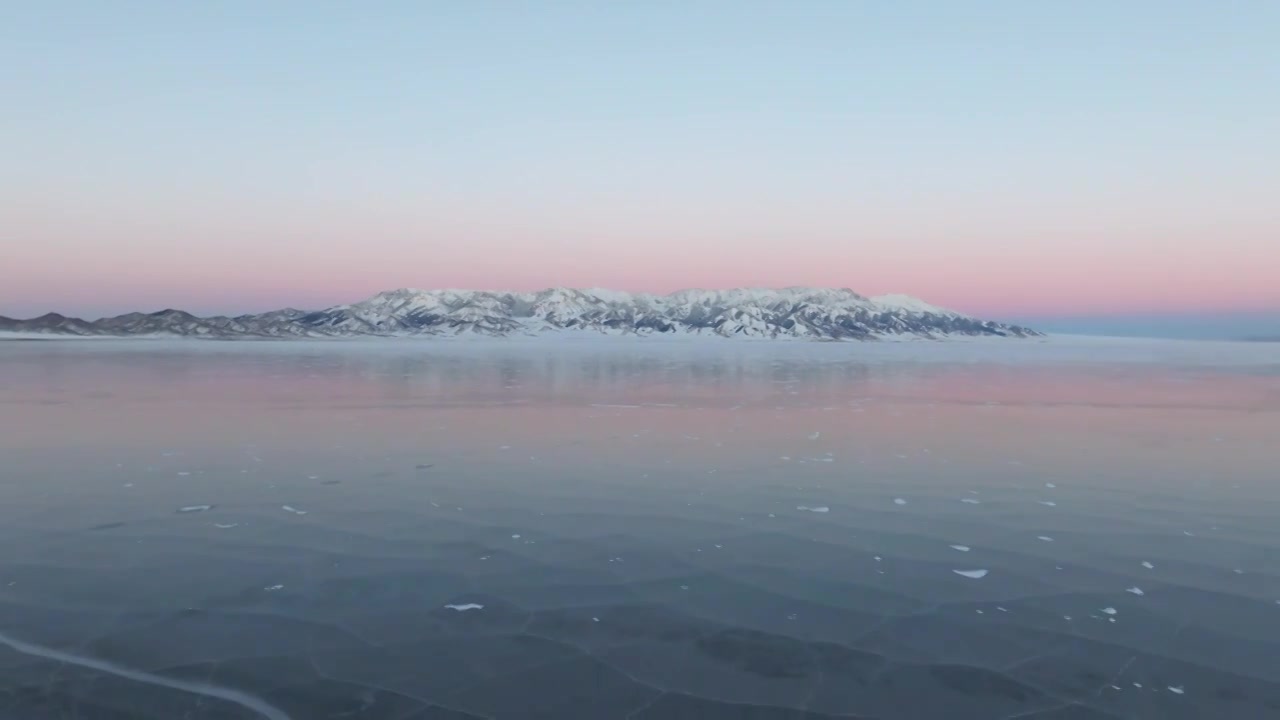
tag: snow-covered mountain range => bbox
[0,287,1040,340]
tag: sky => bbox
[2,1,1278,337]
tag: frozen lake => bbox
[1,336,1278,719]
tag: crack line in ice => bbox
[0,630,292,720]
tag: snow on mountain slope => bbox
[0,288,1039,340]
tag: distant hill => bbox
[0,287,1040,340]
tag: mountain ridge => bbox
[0,287,1040,340]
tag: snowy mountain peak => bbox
[0,286,1039,340]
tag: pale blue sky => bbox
[2,1,1278,337]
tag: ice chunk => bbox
[1168,686,1184,695]
[511,534,521,539]
[953,569,989,579]
[1141,561,1154,569]
[1101,607,1117,615]
[445,603,483,612]
[177,505,212,513]
[281,505,308,515]
[893,498,907,506]
[796,505,830,513]
[960,498,981,504]
[808,432,821,440]
[1037,536,1054,542]
[1045,482,1056,488]
[1038,501,1057,507]
[949,545,971,552]
[264,584,283,591]
[213,522,238,529]
[1126,587,1144,596]
[177,472,191,477]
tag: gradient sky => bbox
[2,1,1278,335]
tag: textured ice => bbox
[953,569,989,579]
[0,629,289,720]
